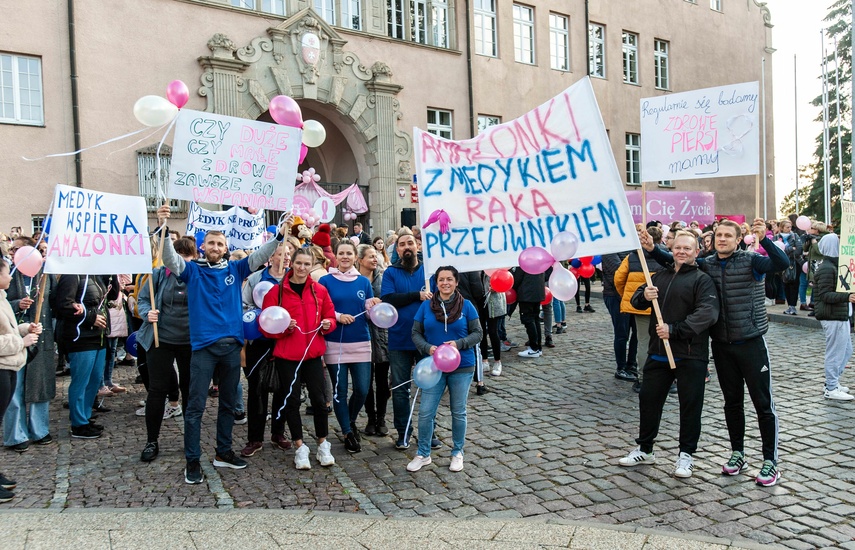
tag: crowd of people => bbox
[0,209,849,502]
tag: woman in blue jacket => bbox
[407,265,482,473]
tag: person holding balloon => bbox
[318,241,384,454]
[260,248,337,470]
[239,242,293,458]
[407,265,482,473]
[136,237,197,462]
[357,244,391,436]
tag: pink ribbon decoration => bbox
[423,209,451,234]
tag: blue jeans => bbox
[67,348,107,427]
[603,295,637,371]
[553,298,566,323]
[184,338,242,462]
[103,337,118,387]
[799,271,809,304]
[417,370,470,458]
[389,349,421,437]
[329,361,371,434]
[3,364,50,445]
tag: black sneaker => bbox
[213,450,248,469]
[375,420,389,435]
[584,304,596,313]
[0,487,14,503]
[140,441,159,462]
[576,306,583,313]
[34,434,54,445]
[544,338,555,348]
[476,385,488,396]
[363,422,377,436]
[431,438,442,450]
[0,472,17,490]
[71,424,102,439]
[615,370,638,382]
[344,432,362,453]
[234,412,247,425]
[88,421,105,431]
[632,380,642,393]
[185,460,205,484]
[10,441,29,453]
[395,435,410,450]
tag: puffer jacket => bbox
[367,267,389,363]
[614,248,665,315]
[0,290,31,371]
[512,268,545,303]
[261,271,337,361]
[814,255,850,321]
[702,252,768,343]
[54,274,120,352]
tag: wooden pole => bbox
[150,223,167,348]
[33,273,48,327]
[637,249,676,369]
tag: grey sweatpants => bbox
[635,315,651,384]
[820,320,853,391]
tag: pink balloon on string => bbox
[166,80,189,108]
[313,173,321,182]
[269,95,302,127]
[13,246,43,277]
[259,306,291,334]
[434,344,461,373]
[796,215,811,231]
[519,247,555,274]
[743,234,755,245]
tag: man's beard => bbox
[401,251,417,269]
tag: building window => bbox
[477,115,501,134]
[685,0,696,3]
[654,39,669,90]
[588,23,606,78]
[427,108,453,139]
[658,180,674,188]
[342,0,362,30]
[137,145,186,214]
[549,13,570,71]
[473,0,497,57]
[513,4,535,65]
[230,0,285,15]
[625,133,641,186]
[31,215,45,236]
[316,0,337,25]
[0,53,43,126]
[710,0,721,11]
[622,32,639,85]
[387,0,449,47]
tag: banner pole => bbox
[637,249,676,370]
[33,273,48,329]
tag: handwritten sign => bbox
[640,82,760,181]
[168,109,302,211]
[625,191,715,226]
[837,200,855,292]
[44,184,152,274]
[186,203,266,252]
[414,77,639,274]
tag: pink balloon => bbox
[433,344,461,373]
[796,215,811,231]
[269,95,303,127]
[774,240,786,251]
[166,80,189,108]
[802,261,809,274]
[259,306,291,334]
[519,247,555,274]
[350,236,360,244]
[13,246,43,277]
[299,144,309,163]
[743,234,755,245]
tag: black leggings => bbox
[575,277,592,306]
[274,357,328,442]
[145,342,191,443]
[364,361,390,423]
[244,340,286,442]
[0,369,16,420]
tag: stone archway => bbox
[196,8,412,233]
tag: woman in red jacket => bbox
[261,248,337,470]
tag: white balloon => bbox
[549,264,578,301]
[133,95,178,127]
[550,231,580,261]
[252,281,274,308]
[302,120,327,147]
[259,306,291,334]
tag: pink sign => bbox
[625,191,715,226]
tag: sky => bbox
[766,0,835,212]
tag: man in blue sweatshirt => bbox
[380,232,432,449]
[157,205,289,484]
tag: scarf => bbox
[429,290,464,326]
[328,266,360,282]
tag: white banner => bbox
[640,81,760,181]
[168,109,302,211]
[45,184,153,274]
[414,77,639,274]
[186,203,266,252]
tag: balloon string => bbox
[275,323,323,421]
[21,126,161,161]
[106,125,168,160]
[155,118,178,203]
[73,276,90,342]
[390,378,414,392]
[244,347,271,380]
[331,308,369,404]
[403,387,419,444]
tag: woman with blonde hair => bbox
[308,245,330,282]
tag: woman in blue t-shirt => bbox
[408,265,482,473]
[318,240,380,454]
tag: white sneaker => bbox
[294,444,311,470]
[163,403,182,419]
[837,385,850,393]
[407,455,432,472]
[517,348,542,358]
[449,454,464,472]
[674,452,694,478]
[764,298,774,306]
[317,440,335,467]
[824,388,854,400]
[500,343,512,352]
[135,406,146,417]
[618,447,656,467]
[490,361,503,376]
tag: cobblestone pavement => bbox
[2,302,854,550]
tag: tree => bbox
[779,165,817,216]
[794,0,853,226]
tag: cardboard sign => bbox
[45,184,152,274]
[625,191,715,226]
[414,77,639,274]
[640,81,760,181]
[168,109,302,211]
[185,203,266,252]
[837,200,855,292]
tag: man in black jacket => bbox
[617,231,719,478]
[641,218,789,487]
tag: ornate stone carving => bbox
[343,52,373,81]
[137,144,172,155]
[248,80,269,112]
[751,1,773,28]
[207,33,237,58]
[331,76,346,106]
[270,67,292,96]
[349,95,368,121]
[371,61,393,78]
[236,37,274,63]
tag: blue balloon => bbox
[413,356,442,390]
[570,258,582,268]
[243,309,263,341]
[266,225,278,235]
[195,231,205,252]
[592,255,602,266]
[125,332,138,358]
